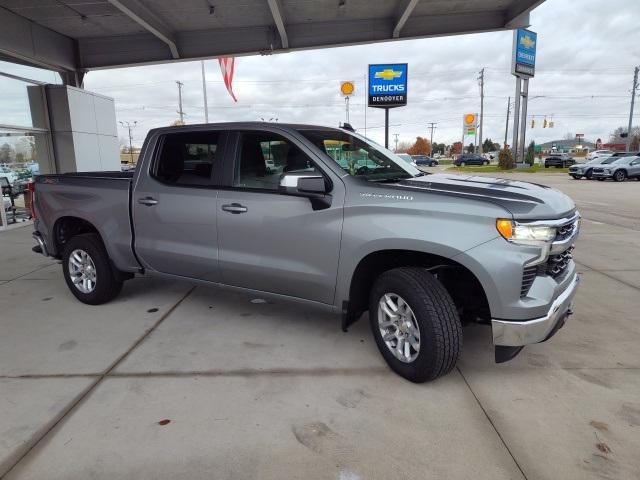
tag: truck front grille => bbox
[555,220,577,241]
[520,265,538,297]
[546,247,574,279]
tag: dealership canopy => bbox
[1,0,545,82]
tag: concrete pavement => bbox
[1,171,639,479]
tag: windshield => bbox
[297,129,421,180]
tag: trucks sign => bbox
[368,64,408,108]
[512,29,537,78]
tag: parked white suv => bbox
[586,150,612,161]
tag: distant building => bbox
[537,139,596,155]
[601,143,627,152]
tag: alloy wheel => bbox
[377,293,421,363]
[68,249,97,294]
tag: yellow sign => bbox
[464,113,477,126]
[340,81,355,96]
[520,34,535,49]
[374,69,402,81]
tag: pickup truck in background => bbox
[31,123,580,383]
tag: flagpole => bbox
[201,60,209,123]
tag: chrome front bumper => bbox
[492,273,579,346]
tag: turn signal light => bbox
[496,219,513,239]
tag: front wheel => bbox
[369,267,462,383]
[62,233,123,305]
[585,169,593,179]
[614,170,626,182]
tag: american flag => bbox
[218,57,237,102]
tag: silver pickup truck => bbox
[31,123,580,383]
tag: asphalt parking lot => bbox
[1,171,639,480]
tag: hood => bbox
[391,174,576,220]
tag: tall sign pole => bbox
[512,78,521,159]
[626,66,639,152]
[340,81,355,126]
[511,29,537,164]
[462,113,478,154]
[367,64,408,149]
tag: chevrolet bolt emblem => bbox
[374,69,402,81]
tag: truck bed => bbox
[33,171,139,272]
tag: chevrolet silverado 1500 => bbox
[31,123,580,382]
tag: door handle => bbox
[138,197,158,206]
[221,203,248,214]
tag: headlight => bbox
[496,219,556,246]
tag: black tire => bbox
[460,161,466,167]
[62,233,123,305]
[545,165,549,168]
[585,169,593,179]
[613,170,626,182]
[369,267,462,383]
[430,162,436,167]
[571,175,581,180]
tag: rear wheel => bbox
[614,170,626,182]
[369,267,462,383]
[62,233,123,305]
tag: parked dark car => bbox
[411,155,438,167]
[453,154,489,166]
[544,154,575,168]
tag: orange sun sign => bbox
[340,81,355,97]
[464,113,477,126]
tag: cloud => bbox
[82,0,640,149]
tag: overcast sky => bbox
[80,0,640,149]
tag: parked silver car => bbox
[568,156,618,180]
[592,156,640,182]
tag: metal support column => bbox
[512,77,522,161]
[518,79,529,163]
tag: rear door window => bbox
[153,131,222,187]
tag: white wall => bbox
[46,85,120,172]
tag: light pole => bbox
[119,121,137,163]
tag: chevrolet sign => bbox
[368,64,408,108]
[512,29,537,78]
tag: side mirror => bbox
[279,174,331,210]
[279,174,327,194]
